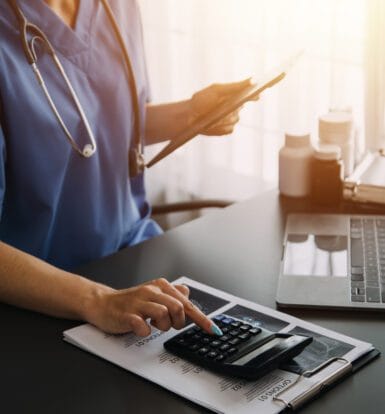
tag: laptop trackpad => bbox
[280,234,350,307]
[278,214,350,307]
[277,275,349,307]
[283,234,348,277]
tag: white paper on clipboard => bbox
[146,52,303,168]
[63,276,374,414]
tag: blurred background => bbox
[138,0,385,227]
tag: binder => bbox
[344,151,385,205]
[273,350,380,411]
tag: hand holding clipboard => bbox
[146,52,303,168]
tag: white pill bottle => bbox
[319,111,354,177]
[279,132,314,197]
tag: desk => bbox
[1,190,384,413]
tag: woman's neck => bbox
[44,0,79,28]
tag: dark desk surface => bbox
[1,191,384,414]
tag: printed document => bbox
[64,277,374,414]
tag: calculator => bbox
[164,314,312,380]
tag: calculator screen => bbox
[232,338,283,365]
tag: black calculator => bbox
[164,314,312,380]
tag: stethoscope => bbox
[8,0,145,178]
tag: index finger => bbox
[164,283,223,336]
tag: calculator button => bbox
[184,329,195,336]
[221,318,234,324]
[220,344,231,352]
[213,314,226,321]
[239,324,251,332]
[227,347,238,355]
[249,328,262,335]
[177,339,188,346]
[207,351,218,358]
[219,335,231,342]
[221,327,230,334]
[230,321,242,328]
[210,340,222,348]
[238,333,251,341]
[192,334,202,340]
[215,354,226,362]
[189,344,200,351]
[198,347,210,355]
[229,329,240,337]
[229,338,241,346]
[201,337,211,344]
[193,326,201,332]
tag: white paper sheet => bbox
[64,277,374,413]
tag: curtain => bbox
[138,0,368,204]
[365,0,385,151]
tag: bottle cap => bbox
[314,143,341,161]
[285,132,311,148]
[319,112,352,141]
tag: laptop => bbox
[276,213,385,310]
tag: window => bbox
[139,0,381,200]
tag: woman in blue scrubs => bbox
[0,0,248,336]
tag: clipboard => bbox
[63,275,380,414]
[343,151,385,205]
[146,53,303,168]
[273,350,380,412]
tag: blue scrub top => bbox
[0,0,162,270]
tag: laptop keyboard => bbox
[350,217,385,303]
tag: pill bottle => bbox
[279,133,313,197]
[319,111,354,176]
[311,144,344,206]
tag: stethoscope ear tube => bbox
[100,0,143,176]
[31,56,97,158]
[9,0,98,158]
[7,0,145,170]
[8,0,35,64]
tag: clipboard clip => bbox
[272,357,352,411]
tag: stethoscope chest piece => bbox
[129,147,145,177]
[82,144,96,158]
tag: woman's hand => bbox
[145,78,259,145]
[85,278,220,337]
[190,78,256,136]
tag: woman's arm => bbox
[145,100,191,145]
[145,79,252,145]
[0,241,99,321]
[0,242,217,336]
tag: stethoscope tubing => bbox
[7,0,143,171]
